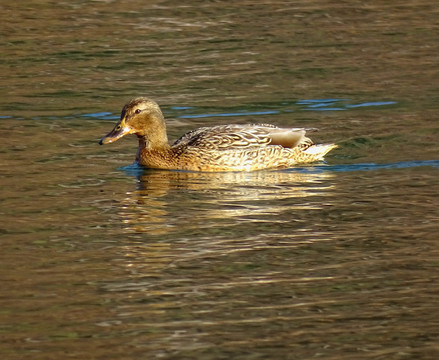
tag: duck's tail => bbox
[303,143,338,160]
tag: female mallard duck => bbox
[99,97,337,172]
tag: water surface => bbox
[1,1,439,359]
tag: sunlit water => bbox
[1,1,439,359]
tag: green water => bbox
[1,1,439,359]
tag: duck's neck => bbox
[134,111,172,161]
[137,133,170,148]
[136,134,171,162]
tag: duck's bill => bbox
[99,125,132,145]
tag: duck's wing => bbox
[172,124,311,150]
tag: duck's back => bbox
[172,124,307,149]
[155,124,336,171]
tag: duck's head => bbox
[99,97,168,146]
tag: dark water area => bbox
[1,1,439,359]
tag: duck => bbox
[99,97,337,172]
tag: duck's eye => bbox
[135,109,142,114]
[115,125,122,131]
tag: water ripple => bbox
[174,99,397,118]
[178,110,280,119]
[0,98,397,120]
[285,160,439,173]
[119,159,439,178]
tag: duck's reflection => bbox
[117,168,335,235]
[103,168,338,332]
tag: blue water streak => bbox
[119,160,439,178]
[345,101,397,108]
[286,160,439,174]
[82,112,119,120]
[179,110,280,119]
